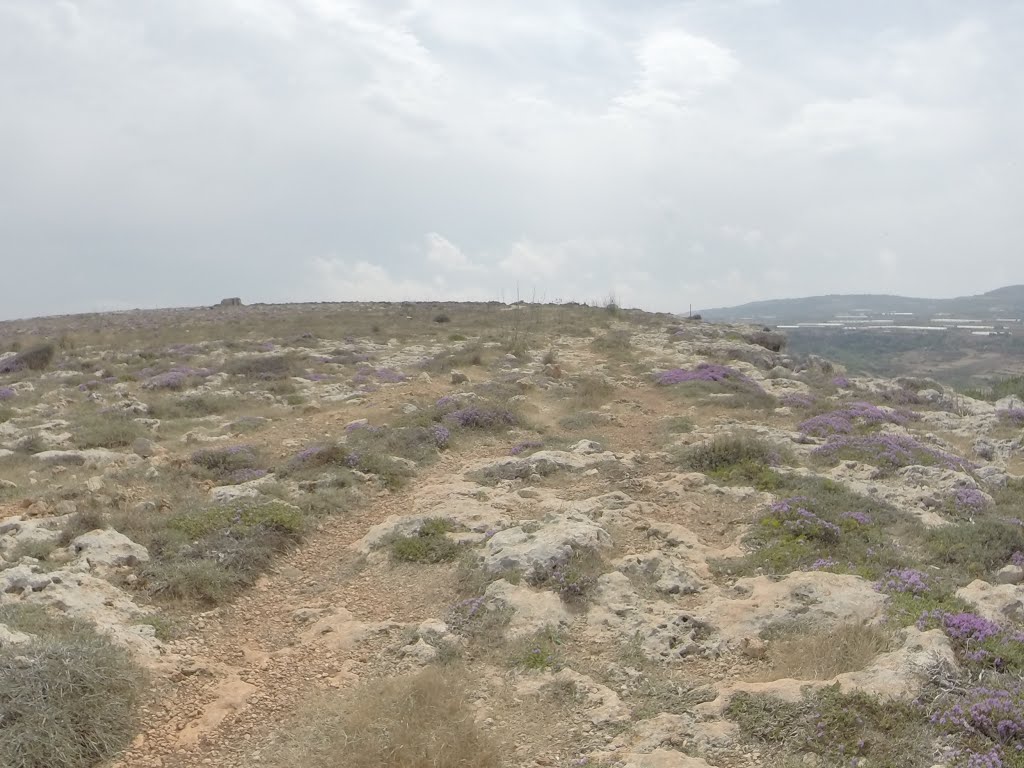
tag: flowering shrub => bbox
[510,440,543,456]
[780,393,816,409]
[654,363,762,392]
[813,433,972,474]
[949,488,991,519]
[0,386,14,401]
[832,375,851,389]
[919,611,1024,672]
[225,468,269,485]
[141,366,211,391]
[767,498,841,543]
[841,510,872,525]
[997,408,1024,427]
[875,568,930,595]
[932,685,1024,767]
[797,402,916,437]
[527,549,605,605]
[190,445,261,474]
[444,406,518,430]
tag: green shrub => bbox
[141,558,250,605]
[510,627,564,670]
[73,412,146,449]
[225,354,298,379]
[0,617,144,768]
[148,394,236,419]
[924,518,1024,579]
[168,500,304,540]
[389,519,462,563]
[11,343,56,372]
[680,434,787,477]
[716,475,923,579]
[726,686,933,767]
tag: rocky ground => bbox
[2,301,1024,768]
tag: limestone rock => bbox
[956,579,1024,623]
[68,529,150,567]
[482,579,571,638]
[481,513,612,578]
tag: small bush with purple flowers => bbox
[931,684,1024,768]
[527,548,606,606]
[797,401,917,437]
[813,433,972,475]
[918,611,1024,674]
[189,445,262,479]
[718,476,919,579]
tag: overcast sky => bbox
[2,1,1022,320]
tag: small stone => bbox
[995,565,1024,585]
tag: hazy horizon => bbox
[2,1,1022,321]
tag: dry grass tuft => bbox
[268,666,503,768]
[760,622,896,681]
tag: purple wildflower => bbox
[875,568,930,595]
[813,433,972,473]
[807,558,838,571]
[952,487,990,516]
[226,468,269,485]
[510,440,543,456]
[780,393,816,409]
[0,386,15,401]
[768,497,841,542]
[430,424,451,449]
[998,408,1024,427]
[798,402,916,437]
[445,406,518,429]
[841,511,872,525]
[654,363,764,394]
[832,376,851,389]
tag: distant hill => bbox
[700,285,1024,324]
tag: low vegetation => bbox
[266,667,502,768]
[0,606,145,768]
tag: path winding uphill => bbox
[2,305,1023,768]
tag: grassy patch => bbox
[389,519,463,564]
[570,374,616,409]
[924,518,1024,580]
[527,548,606,606]
[266,666,502,768]
[508,627,565,670]
[590,331,633,361]
[139,499,305,605]
[760,622,897,681]
[726,686,933,768]
[716,475,923,579]
[678,433,790,485]
[147,394,239,419]
[0,609,145,768]
[72,411,147,449]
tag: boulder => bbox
[481,512,612,577]
[68,529,149,567]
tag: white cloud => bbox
[615,28,739,115]
[425,232,479,271]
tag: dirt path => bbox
[113,364,738,767]
[116,446,486,768]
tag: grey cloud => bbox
[0,0,1021,319]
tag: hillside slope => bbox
[1,304,1024,768]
